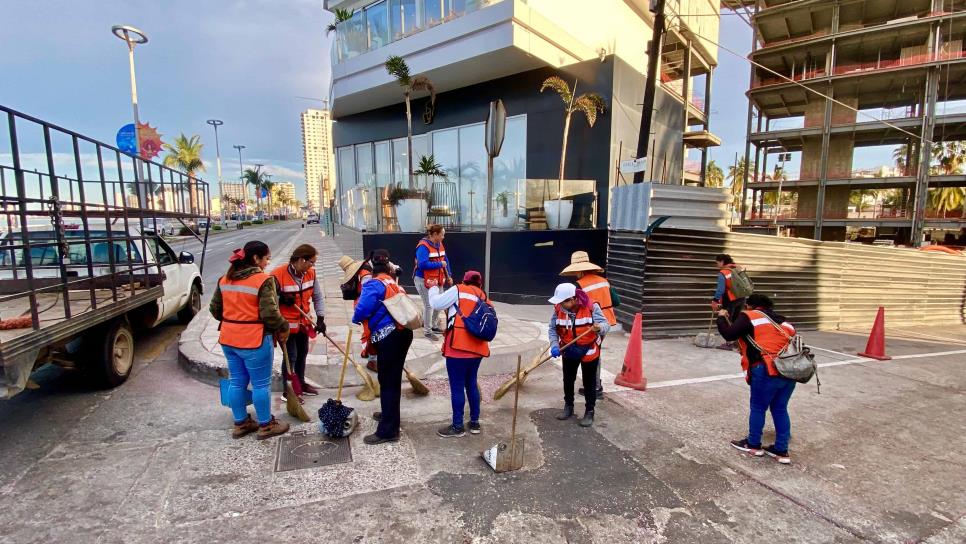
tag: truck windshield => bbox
[0,230,144,267]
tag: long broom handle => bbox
[522,328,596,378]
[336,330,353,402]
[509,355,522,460]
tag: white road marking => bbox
[642,348,966,389]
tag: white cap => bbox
[548,282,577,304]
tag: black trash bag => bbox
[318,399,358,438]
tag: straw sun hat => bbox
[338,255,366,284]
[560,251,603,276]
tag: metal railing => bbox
[0,104,210,335]
[330,0,504,64]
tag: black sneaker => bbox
[578,387,605,400]
[436,425,466,438]
[432,327,444,334]
[730,439,764,456]
[763,445,791,464]
[372,412,381,421]
[424,331,439,341]
[468,421,481,435]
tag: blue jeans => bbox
[747,365,796,451]
[446,356,482,429]
[222,335,274,425]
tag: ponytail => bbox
[226,240,270,278]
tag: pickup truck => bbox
[0,223,203,396]
[0,103,210,399]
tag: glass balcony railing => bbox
[330,0,505,65]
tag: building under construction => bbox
[728,0,966,245]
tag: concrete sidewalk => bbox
[178,227,547,389]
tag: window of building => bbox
[355,143,374,187]
[374,140,392,187]
[389,0,418,39]
[458,123,486,227]
[366,1,389,48]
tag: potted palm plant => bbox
[387,183,429,232]
[494,190,516,229]
[540,76,605,229]
[385,56,436,189]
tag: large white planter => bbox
[493,207,517,229]
[395,199,427,232]
[544,200,573,230]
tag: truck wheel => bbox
[179,283,202,324]
[89,319,135,388]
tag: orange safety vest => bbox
[555,303,601,363]
[272,265,317,332]
[719,267,737,302]
[218,272,272,349]
[736,309,795,381]
[415,238,448,284]
[577,273,617,326]
[444,284,491,357]
[357,267,373,357]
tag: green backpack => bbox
[729,267,755,298]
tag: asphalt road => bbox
[0,220,308,486]
[165,220,310,305]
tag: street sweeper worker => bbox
[273,244,326,399]
[548,283,610,427]
[716,293,796,465]
[352,249,414,446]
[427,270,490,438]
[712,253,745,350]
[560,250,618,401]
[339,255,376,370]
[210,240,290,441]
[414,223,453,341]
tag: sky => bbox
[0,0,334,202]
[0,2,782,199]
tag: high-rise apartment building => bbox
[301,107,337,211]
[728,0,966,244]
[275,181,297,202]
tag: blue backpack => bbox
[457,294,498,341]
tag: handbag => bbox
[381,281,424,331]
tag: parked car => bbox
[306,213,320,224]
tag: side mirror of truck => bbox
[179,251,195,265]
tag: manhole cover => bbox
[274,431,352,472]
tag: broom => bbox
[281,346,310,422]
[403,367,430,396]
[323,332,381,401]
[493,329,595,401]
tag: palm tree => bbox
[162,134,205,215]
[705,160,725,188]
[540,76,605,221]
[242,167,268,216]
[930,141,966,218]
[262,179,275,218]
[385,56,436,188]
[326,8,354,34]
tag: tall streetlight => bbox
[111,24,149,209]
[206,119,224,221]
[233,144,246,219]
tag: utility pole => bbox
[233,144,245,219]
[634,0,667,183]
[207,119,224,222]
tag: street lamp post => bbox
[207,119,224,222]
[233,144,246,220]
[111,24,149,210]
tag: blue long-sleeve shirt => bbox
[548,303,610,350]
[713,272,727,303]
[413,239,452,279]
[352,277,396,341]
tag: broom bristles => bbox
[285,382,310,422]
[492,374,520,401]
[405,368,430,396]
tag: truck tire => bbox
[179,283,202,324]
[89,319,135,388]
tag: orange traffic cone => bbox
[614,313,647,391]
[858,306,891,361]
